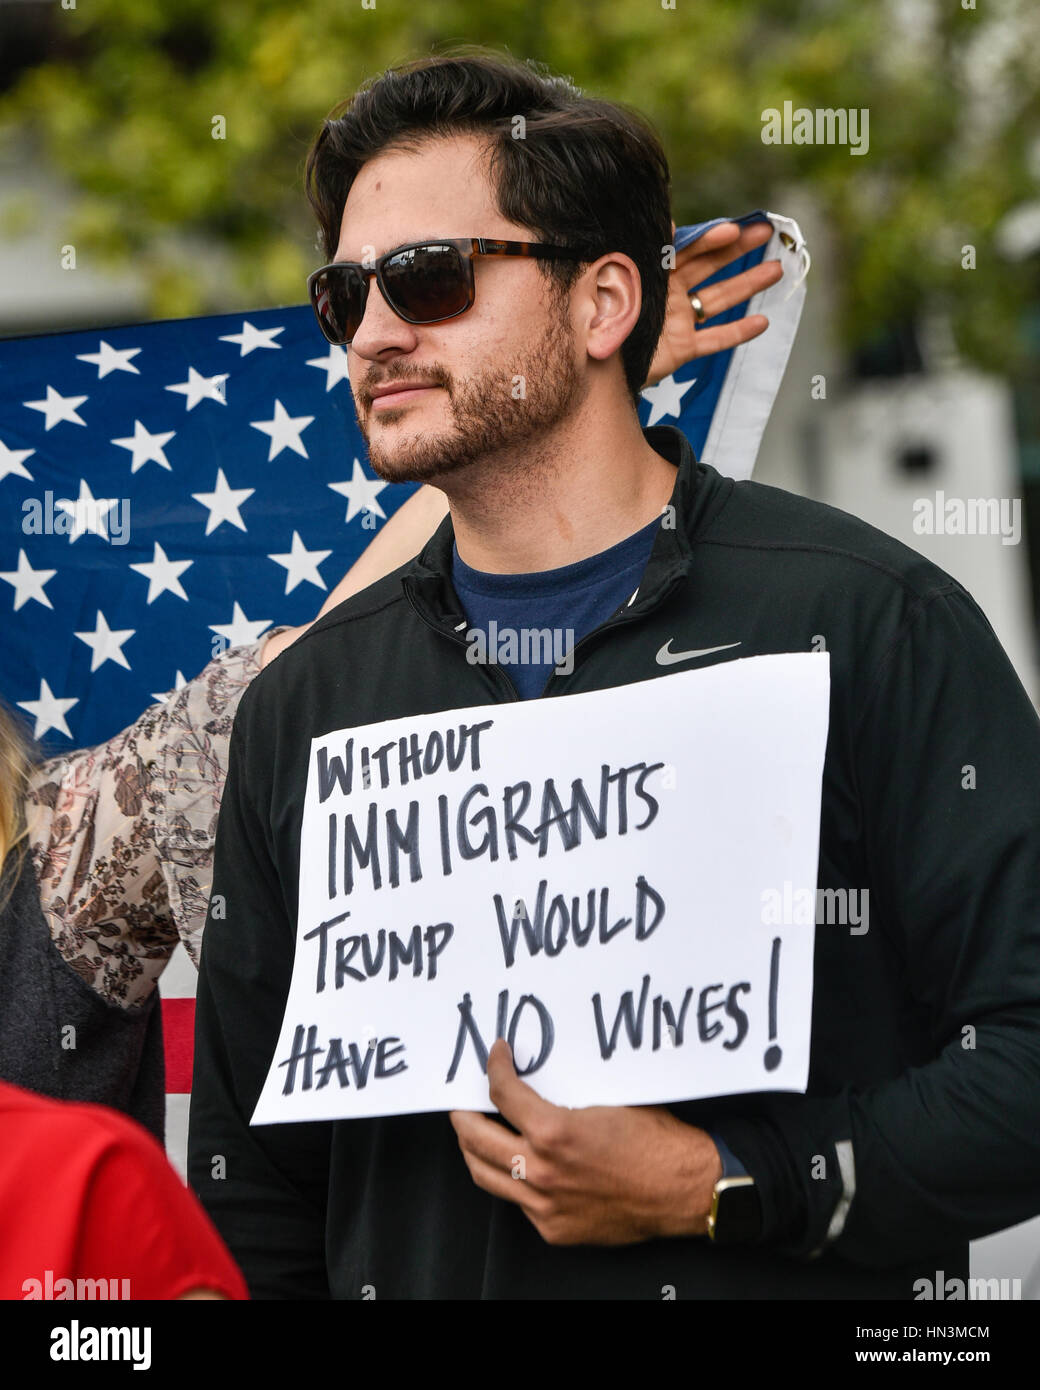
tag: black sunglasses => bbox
[307,237,586,346]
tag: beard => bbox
[356,298,587,485]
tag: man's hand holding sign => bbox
[250,651,831,1256]
[450,1039,723,1245]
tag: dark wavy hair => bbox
[304,48,672,406]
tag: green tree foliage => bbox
[1,0,1037,370]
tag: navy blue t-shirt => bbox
[451,514,661,699]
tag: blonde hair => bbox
[0,698,38,912]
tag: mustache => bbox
[359,371,451,406]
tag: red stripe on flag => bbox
[162,996,196,1094]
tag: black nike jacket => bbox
[188,424,1040,1299]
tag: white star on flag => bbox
[151,671,188,704]
[191,467,254,535]
[57,479,120,543]
[640,373,698,427]
[17,678,79,739]
[111,419,176,473]
[74,610,136,672]
[219,321,285,356]
[23,385,89,430]
[210,601,272,649]
[306,347,352,391]
[0,438,35,483]
[129,542,193,603]
[328,458,388,523]
[165,366,229,411]
[0,549,56,610]
[75,340,142,378]
[269,530,332,594]
[250,399,315,461]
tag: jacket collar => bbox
[401,424,726,631]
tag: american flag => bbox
[0,212,806,1169]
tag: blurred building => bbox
[756,194,1040,712]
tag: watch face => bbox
[711,1177,761,1244]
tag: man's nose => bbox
[349,273,420,361]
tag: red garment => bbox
[0,1080,248,1300]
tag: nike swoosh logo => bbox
[656,639,742,666]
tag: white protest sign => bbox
[251,652,830,1125]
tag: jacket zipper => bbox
[403,565,687,701]
[402,585,523,702]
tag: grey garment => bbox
[0,846,165,1143]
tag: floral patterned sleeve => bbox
[24,629,292,1009]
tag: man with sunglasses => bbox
[189,51,1040,1300]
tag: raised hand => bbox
[645,219,783,388]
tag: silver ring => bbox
[690,293,707,324]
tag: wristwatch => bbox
[706,1175,762,1244]
[706,1133,762,1244]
